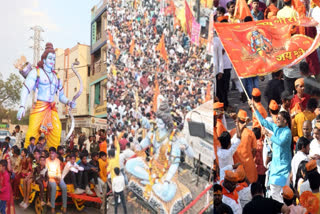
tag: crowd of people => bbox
[212,0,320,213]
[1,0,320,213]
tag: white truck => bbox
[183,100,214,176]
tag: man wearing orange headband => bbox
[299,160,320,195]
[234,109,258,184]
[290,78,311,112]
[282,186,307,213]
[266,100,279,124]
[235,165,252,208]
[251,88,268,129]
[214,102,227,137]
[221,170,242,214]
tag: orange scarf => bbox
[236,182,248,192]
[221,181,239,204]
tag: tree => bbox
[0,73,23,107]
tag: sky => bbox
[0,0,101,80]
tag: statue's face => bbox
[43,53,56,70]
[156,118,165,130]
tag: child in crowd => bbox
[34,156,49,206]
[10,147,20,179]
[34,149,41,163]
[0,160,11,214]
[112,167,128,214]
[20,154,35,209]
[36,136,47,152]
[46,147,67,214]
[12,148,30,199]
[62,153,84,195]
[98,152,107,183]
[27,137,37,154]
[78,153,96,195]
[89,152,104,196]
[57,146,65,162]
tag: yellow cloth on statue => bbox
[25,101,61,149]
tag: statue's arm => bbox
[141,116,151,129]
[139,132,151,150]
[58,80,69,105]
[20,69,37,107]
[164,144,180,181]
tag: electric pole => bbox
[30,26,44,67]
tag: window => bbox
[74,87,77,92]
[94,82,101,105]
[87,94,89,107]
[87,65,91,77]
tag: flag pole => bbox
[234,70,273,151]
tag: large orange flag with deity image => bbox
[214,17,320,78]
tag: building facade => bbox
[55,43,92,138]
[90,0,108,119]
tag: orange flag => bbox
[205,83,211,102]
[156,34,168,62]
[234,0,252,20]
[129,39,135,55]
[107,31,115,47]
[185,0,194,37]
[170,0,176,14]
[292,0,306,17]
[214,17,320,78]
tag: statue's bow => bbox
[65,60,83,143]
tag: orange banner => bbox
[185,0,193,37]
[214,17,320,78]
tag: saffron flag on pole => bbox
[156,34,168,62]
[214,17,320,78]
[234,0,252,20]
[107,31,115,47]
[191,19,201,46]
[185,0,194,37]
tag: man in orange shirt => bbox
[213,110,221,168]
[234,109,258,183]
[99,136,107,153]
[251,88,268,129]
[292,98,318,138]
[214,102,227,137]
